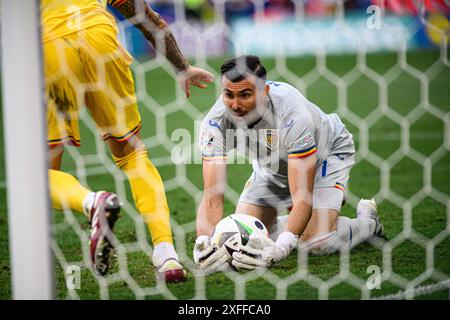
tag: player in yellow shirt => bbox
[42,0,214,282]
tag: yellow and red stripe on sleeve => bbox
[108,0,127,8]
[335,182,345,191]
[288,145,317,159]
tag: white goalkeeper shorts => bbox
[239,130,355,214]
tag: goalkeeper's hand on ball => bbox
[231,231,298,270]
[193,235,230,275]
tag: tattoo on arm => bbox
[113,0,189,72]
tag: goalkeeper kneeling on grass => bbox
[193,55,385,273]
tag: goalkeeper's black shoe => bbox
[88,191,121,276]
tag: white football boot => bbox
[155,259,187,283]
[356,198,385,238]
[153,242,187,283]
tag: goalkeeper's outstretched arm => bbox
[196,159,227,237]
[287,154,316,236]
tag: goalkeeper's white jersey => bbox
[199,80,353,185]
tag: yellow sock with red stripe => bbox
[113,146,173,245]
[49,169,91,215]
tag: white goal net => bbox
[1,0,450,300]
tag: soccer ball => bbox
[211,213,269,256]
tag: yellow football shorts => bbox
[44,24,141,147]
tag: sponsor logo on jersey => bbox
[208,119,221,129]
[266,81,281,87]
[283,119,295,128]
[287,131,313,152]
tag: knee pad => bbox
[299,231,338,256]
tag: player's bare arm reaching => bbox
[112,0,188,71]
[196,160,227,237]
[111,0,214,97]
[192,159,231,274]
[286,154,316,236]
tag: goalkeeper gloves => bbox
[231,231,298,270]
[193,235,230,275]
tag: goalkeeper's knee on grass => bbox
[299,215,377,255]
[299,231,339,256]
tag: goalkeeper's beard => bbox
[229,99,267,129]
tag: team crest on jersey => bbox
[262,129,279,151]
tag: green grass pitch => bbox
[0,50,449,299]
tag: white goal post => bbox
[0,0,53,299]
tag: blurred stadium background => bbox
[1,0,450,299]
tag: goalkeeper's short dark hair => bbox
[220,55,267,84]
